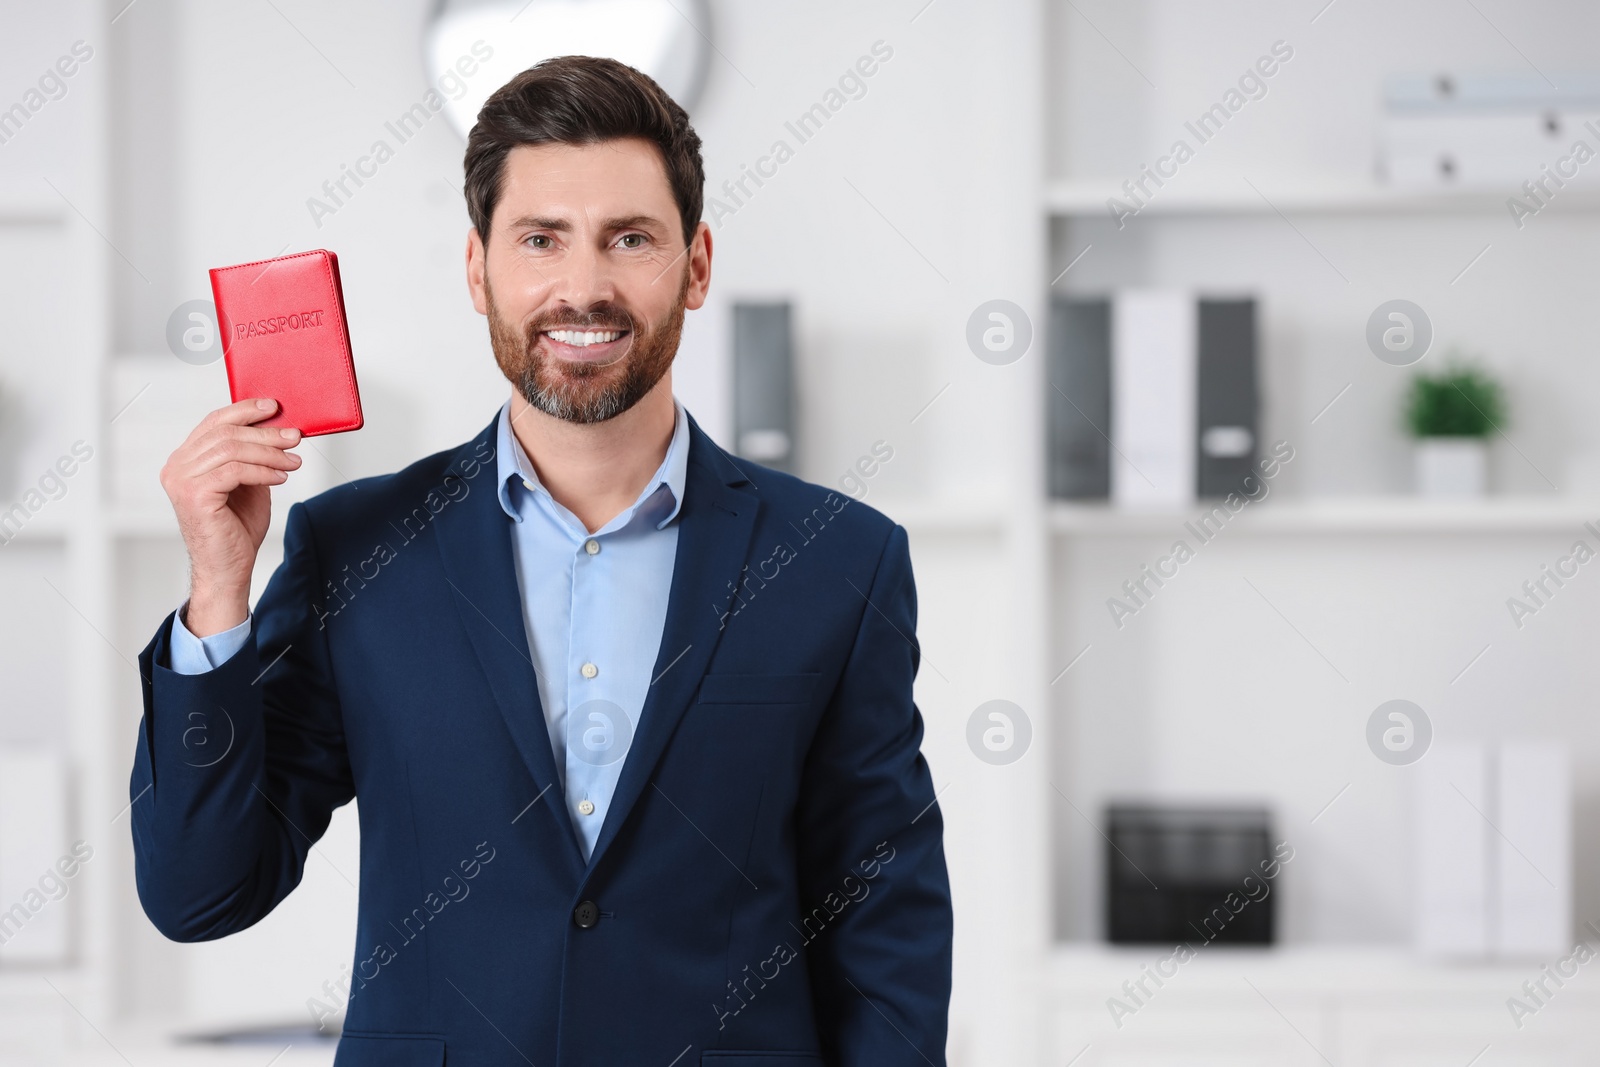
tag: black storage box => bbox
[1105,805,1275,945]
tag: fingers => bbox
[196,460,295,492]
[190,440,303,478]
[177,405,302,467]
[163,448,294,505]
[181,400,299,455]
[201,397,286,430]
[192,423,303,456]
[162,406,304,502]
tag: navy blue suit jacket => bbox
[131,411,953,1067]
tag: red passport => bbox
[210,248,363,436]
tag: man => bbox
[131,56,952,1066]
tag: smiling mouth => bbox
[545,328,626,346]
[539,327,631,363]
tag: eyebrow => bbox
[505,213,669,234]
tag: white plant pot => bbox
[1414,437,1488,497]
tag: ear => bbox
[683,221,713,311]
[466,226,488,315]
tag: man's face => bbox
[467,138,711,424]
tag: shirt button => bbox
[577,799,595,816]
[581,662,598,679]
[584,539,600,556]
[521,479,534,491]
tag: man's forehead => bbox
[499,139,671,199]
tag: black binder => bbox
[1047,297,1112,499]
[1195,299,1259,498]
[732,302,795,473]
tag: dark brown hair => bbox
[463,56,704,247]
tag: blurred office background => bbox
[1,0,1598,1063]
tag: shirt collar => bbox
[495,396,690,533]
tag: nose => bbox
[550,236,616,313]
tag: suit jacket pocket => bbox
[696,672,819,706]
[333,1031,446,1066]
[701,1053,825,1066]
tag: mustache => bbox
[526,305,636,339]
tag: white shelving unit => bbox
[1028,6,1600,1061]
[1049,496,1600,535]
[886,494,1600,540]
[1044,945,1598,1066]
[1044,179,1600,217]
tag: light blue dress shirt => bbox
[168,397,690,861]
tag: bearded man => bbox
[132,55,952,1067]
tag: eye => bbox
[616,233,646,249]
[526,234,553,250]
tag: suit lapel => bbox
[584,417,761,873]
[432,417,586,876]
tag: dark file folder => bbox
[1195,299,1259,498]
[1047,297,1112,499]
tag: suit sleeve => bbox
[129,500,354,941]
[797,523,953,1067]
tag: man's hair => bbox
[463,56,704,247]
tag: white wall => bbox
[101,0,1046,498]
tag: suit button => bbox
[573,900,600,929]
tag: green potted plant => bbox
[1402,360,1506,497]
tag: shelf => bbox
[0,182,70,229]
[0,965,84,995]
[1042,945,1600,1064]
[1046,943,1594,996]
[1043,179,1600,218]
[0,513,72,545]
[10,1020,338,1066]
[1050,496,1600,535]
[108,503,180,538]
[868,497,1010,535]
[827,496,1600,537]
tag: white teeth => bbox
[547,329,623,347]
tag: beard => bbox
[485,271,688,425]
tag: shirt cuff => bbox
[167,601,253,675]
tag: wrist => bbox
[185,582,250,638]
